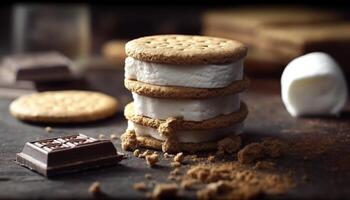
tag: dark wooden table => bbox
[0,69,349,199]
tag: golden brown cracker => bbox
[125,35,247,65]
[10,90,118,123]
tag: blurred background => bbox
[0,2,349,99]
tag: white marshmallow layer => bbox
[125,57,243,88]
[132,92,240,121]
[127,120,242,143]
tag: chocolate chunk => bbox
[16,134,123,177]
[1,52,73,82]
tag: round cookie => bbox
[10,90,118,123]
[125,35,248,65]
[124,101,248,130]
[125,76,250,99]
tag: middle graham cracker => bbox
[124,76,250,99]
[125,35,247,65]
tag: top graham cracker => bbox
[125,35,248,65]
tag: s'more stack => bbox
[121,35,249,153]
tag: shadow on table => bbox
[20,111,126,130]
[49,163,130,181]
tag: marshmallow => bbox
[127,120,243,143]
[281,52,348,117]
[125,57,243,88]
[132,92,240,121]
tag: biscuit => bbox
[121,132,240,153]
[136,135,218,153]
[125,35,247,65]
[124,101,248,130]
[10,90,118,123]
[102,40,127,67]
[124,76,249,99]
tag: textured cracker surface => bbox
[124,102,248,130]
[125,35,247,65]
[124,76,249,99]
[135,135,220,152]
[10,90,118,123]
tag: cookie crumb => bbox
[167,175,177,181]
[99,134,105,139]
[174,152,184,163]
[180,179,198,190]
[133,182,148,192]
[121,130,138,151]
[197,181,231,200]
[45,126,52,133]
[139,150,152,158]
[187,162,293,200]
[254,161,275,170]
[207,155,215,162]
[88,181,101,195]
[146,153,159,167]
[261,138,286,158]
[164,152,173,159]
[145,173,152,180]
[237,138,286,165]
[151,183,178,200]
[110,133,118,140]
[237,143,265,164]
[217,136,241,154]
[171,161,181,168]
[187,165,211,182]
[215,149,225,157]
[133,149,141,157]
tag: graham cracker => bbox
[10,90,118,123]
[124,76,249,99]
[125,34,247,65]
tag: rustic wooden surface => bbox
[0,68,349,199]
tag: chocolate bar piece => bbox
[0,81,36,99]
[1,52,73,82]
[16,134,123,177]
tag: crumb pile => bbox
[187,162,293,200]
[130,137,294,200]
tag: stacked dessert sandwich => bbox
[121,35,249,153]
